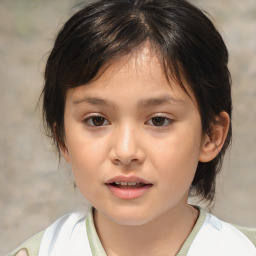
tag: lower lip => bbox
[106,184,153,199]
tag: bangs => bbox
[50,0,186,92]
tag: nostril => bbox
[112,158,122,165]
[113,158,139,166]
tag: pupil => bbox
[152,117,165,126]
[92,117,104,126]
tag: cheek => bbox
[153,130,201,163]
[65,122,106,165]
[68,140,104,201]
[151,126,202,186]
[68,144,106,185]
[64,127,107,189]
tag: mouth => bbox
[105,176,153,199]
[107,181,152,189]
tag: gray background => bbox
[1,0,255,255]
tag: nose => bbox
[110,124,145,166]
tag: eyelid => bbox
[83,113,110,126]
[145,114,174,127]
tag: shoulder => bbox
[188,212,256,256]
[40,211,93,256]
[8,230,44,256]
[7,212,88,256]
[233,224,256,247]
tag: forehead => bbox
[67,44,197,107]
[90,44,158,84]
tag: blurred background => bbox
[0,0,255,254]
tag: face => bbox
[62,46,207,226]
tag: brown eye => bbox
[91,116,105,126]
[152,117,166,126]
[147,116,173,127]
[84,116,110,126]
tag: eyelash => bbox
[146,116,173,127]
[83,114,110,127]
[83,114,173,127]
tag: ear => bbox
[53,122,71,163]
[199,111,230,162]
[59,141,71,163]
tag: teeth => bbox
[128,182,137,185]
[115,182,139,186]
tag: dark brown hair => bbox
[42,0,232,203]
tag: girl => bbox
[9,0,256,255]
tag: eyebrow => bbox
[73,95,184,108]
[137,96,184,108]
[73,97,114,107]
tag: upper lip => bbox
[105,175,152,184]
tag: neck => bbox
[94,203,199,256]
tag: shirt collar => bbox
[86,206,206,256]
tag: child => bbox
[9,0,256,255]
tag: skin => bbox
[61,45,229,256]
[15,249,28,256]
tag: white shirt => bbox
[37,208,256,256]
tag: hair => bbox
[42,0,232,203]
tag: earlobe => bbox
[59,142,71,163]
[199,111,230,163]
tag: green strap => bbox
[86,207,207,256]
[8,230,44,256]
[8,210,256,256]
[176,207,206,256]
[234,225,256,247]
[86,208,107,256]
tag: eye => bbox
[147,116,173,127]
[83,115,110,126]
